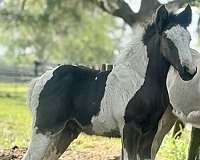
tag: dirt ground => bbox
[0,146,120,160]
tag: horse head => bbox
[156,5,197,81]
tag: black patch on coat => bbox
[35,65,111,134]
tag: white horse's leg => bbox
[187,127,200,160]
[22,121,81,160]
[22,128,54,160]
[151,105,177,160]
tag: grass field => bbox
[0,83,191,160]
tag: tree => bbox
[0,0,115,65]
[90,0,200,26]
[0,0,200,65]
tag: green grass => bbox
[0,83,191,160]
[0,83,31,148]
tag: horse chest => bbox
[124,85,167,132]
[167,69,200,114]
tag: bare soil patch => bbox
[0,146,120,160]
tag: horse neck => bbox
[144,36,170,88]
[115,24,148,75]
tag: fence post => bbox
[101,64,106,71]
[34,61,39,76]
[107,64,113,71]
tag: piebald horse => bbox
[22,5,196,160]
[151,49,200,160]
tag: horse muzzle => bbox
[179,65,197,81]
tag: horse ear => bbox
[155,5,169,33]
[176,4,192,27]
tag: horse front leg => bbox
[122,122,141,160]
[187,127,200,160]
[22,120,81,160]
[151,105,177,160]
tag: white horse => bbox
[151,48,200,160]
[168,49,200,128]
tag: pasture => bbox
[0,82,191,160]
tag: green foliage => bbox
[191,0,200,6]
[0,0,115,65]
[158,131,190,160]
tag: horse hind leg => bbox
[22,120,81,160]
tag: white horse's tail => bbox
[27,78,39,114]
[26,67,57,115]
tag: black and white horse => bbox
[22,5,196,160]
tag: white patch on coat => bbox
[22,128,58,160]
[165,25,196,74]
[167,49,200,128]
[91,24,149,135]
[27,67,58,124]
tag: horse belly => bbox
[88,65,146,136]
[90,79,144,136]
[90,108,120,136]
[90,86,132,136]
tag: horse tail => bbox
[26,67,56,115]
[27,77,39,114]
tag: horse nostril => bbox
[183,65,197,76]
[183,66,189,73]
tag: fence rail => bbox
[0,64,113,83]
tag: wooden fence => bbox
[0,64,113,83]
